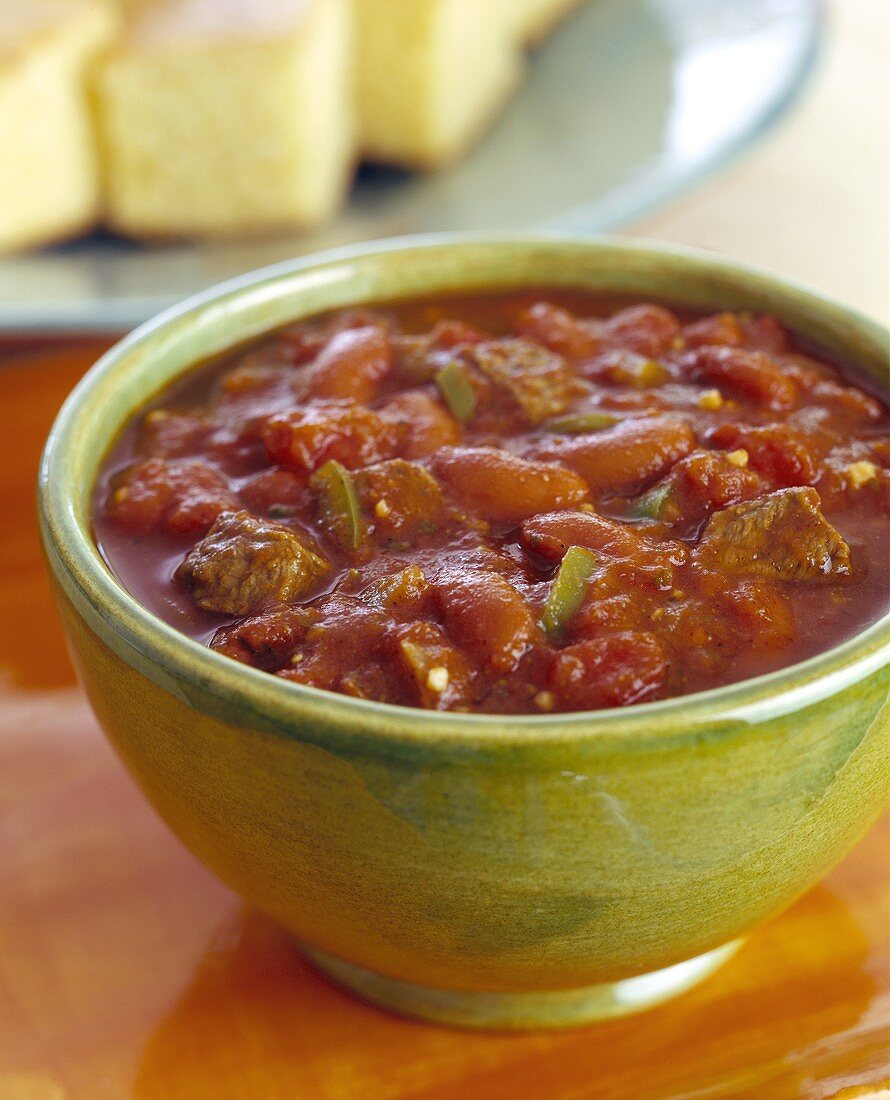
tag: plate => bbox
[0,0,821,331]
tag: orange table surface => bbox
[0,339,888,1100]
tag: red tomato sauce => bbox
[93,292,890,714]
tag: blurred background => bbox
[6,0,885,329]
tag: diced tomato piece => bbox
[392,621,474,710]
[336,664,403,703]
[432,446,589,523]
[363,565,432,617]
[779,362,882,422]
[778,352,837,388]
[220,363,290,396]
[516,301,602,359]
[681,312,744,349]
[708,423,820,486]
[679,346,797,411]
[667,451,763,519]
[815,442,890,511]
[278,595,392,692]
[211,604,316,669]
[549,632,667,709]
[427,319,487,349]
[106,458,235,535]
[380,389,462,458]
[239,469,308,517]
[580,349,670,388]
[137,410,207,458]
[811,378,884,422]
[718,581,795,652]
[604,304,681,357]
[595,390,671,412]
[263,402,399,473]
[740,314,789,353]
[277,328,327,364]
[570,591,637,636]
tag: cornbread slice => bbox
[0,0,117,253]
[96,0,354,239]
[510,0,582,43]
[353,0,522,168]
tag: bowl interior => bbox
[39,234,890,746]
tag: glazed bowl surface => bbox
[39,235,890,1028]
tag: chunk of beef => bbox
[461,338,579,424]
[356,459,452,544]
[176,510,330,616]
[696,488,852,581]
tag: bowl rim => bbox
[38,232,890,750]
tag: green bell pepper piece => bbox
[541,545,599,641]
[435,361,478,424]
[311,459,363,551]
[542,411,617,434]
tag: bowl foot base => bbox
[299,938,744,1030]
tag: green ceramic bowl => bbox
[39,236,890,1029]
